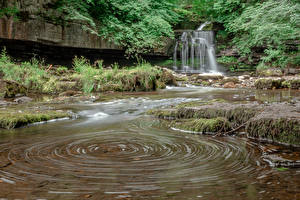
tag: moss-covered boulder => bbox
[255,78,284,89]
[0,108,71,129]
[3,80,28,98]
[257,68,283,77]
[171,117,231,133]
[246,118,300,146]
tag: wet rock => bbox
[0,100,10,106]
[255,78,284,89]
[221,77,239,85]
[223,82,236,88]
[14,96,33,103]
[195,74,224,81]
[59,90,82,97]
[239,75,250,80]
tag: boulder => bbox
[223,82,236,88]
[14,96,33,103]
[3,80,27,98]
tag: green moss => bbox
[146,109,177,119]
[175,99,226,109]
[201,81,211,86]
[171,117,231,133]
[255,79,284,89]
[282,80,291,88]
[246,118,300,145]
[0,108,71,129]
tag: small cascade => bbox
[173,22,218,73]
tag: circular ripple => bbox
[0,118,290,199]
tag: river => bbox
[0,86,299,199]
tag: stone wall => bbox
[0,0,120,50]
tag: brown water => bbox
[0,86,299,200]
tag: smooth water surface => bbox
[0,86,299,199]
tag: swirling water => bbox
[0,86,299,199]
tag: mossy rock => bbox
[257,68,283,77]
[155,80,166,89]
[0,109,71,129]
[146,109,178,120]
[3,80,28,98]
[221,77,239,85]
[171,117,231,133]
[289,80,300,89]
[255,79,284,89]
[160,69,177,86]
[246,118,300,146]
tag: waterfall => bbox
[173,22,218,73]
[197,21,211,31]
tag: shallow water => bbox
[0,86,299,199]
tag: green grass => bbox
[0,48,48,91]
[0,49,175,94]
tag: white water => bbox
[174,22,218,73]
[197,21,211,31]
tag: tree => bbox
[56,0,181,56]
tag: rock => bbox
[239,75,250,80]
[223,82,236,88]
[14,96,33,103]
[218,49,239,57]
[221,77,239,84]
[0,100,10,106]
[59,90,82,97]
[257,68,283,77]
[255,78,284,89]
[195,74,224,81]
[3,80,27,98]
[284,68,300,75]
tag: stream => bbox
[0,86,299,199]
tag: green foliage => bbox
[276,167,288,172]
[56,66,68,74]
[217,56,237,64]
[0,49,47,91]
[55,0,181,56]
[0,6,19,19]
[228,0,300,67]
[73,56,100,94]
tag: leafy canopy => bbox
[57,0,181,56]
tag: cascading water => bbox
[173,22,218,73]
